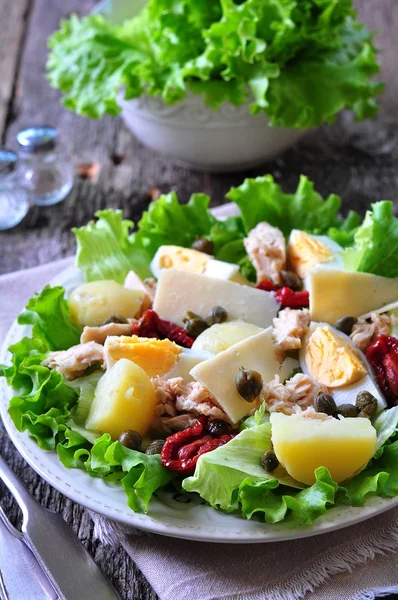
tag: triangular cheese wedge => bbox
[306,268,398,324]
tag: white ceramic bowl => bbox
[118,93,305,172]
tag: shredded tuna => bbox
[244,222,286,284]
[152,376,228,421]
[42,342,105,380]
[124,271,156,312]
[273,308,310,350]
[350,313,393,352]
[263,373,327,415]
[80,322,134,344]
[294,406,334,421]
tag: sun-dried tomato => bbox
[256,279,277,292]
[366,334,398,406]
[132,309,194,348]
[161,417,235,473]
[274,287,309,309]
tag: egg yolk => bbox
[158,246,209,274]
[305,326,367,387]
[287,231,333,278]
[105,335,182,377]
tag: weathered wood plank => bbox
[0,0,31,140]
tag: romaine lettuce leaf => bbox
[342,201,398,278]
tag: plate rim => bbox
[2,233,398,543]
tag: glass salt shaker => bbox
[16,126,74,206]
[0,149,29,231]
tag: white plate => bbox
[2,233,398,543]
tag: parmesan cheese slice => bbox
[153,269,278,329]
[190,328,286,423]
[307,268,398,324]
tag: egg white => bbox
[299,322,387,411]
[289,230,344,275]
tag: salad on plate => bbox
[2,175,398,526]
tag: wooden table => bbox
[0,1,397,598]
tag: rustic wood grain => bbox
[0,0,31,140]
[0,1,398,599]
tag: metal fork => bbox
[0,455,121,600]
[0,505,58,599]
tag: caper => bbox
[356,391,378,417]
[183,312,209,337]
[334,316,358,336]
[235,367,263,402]
[119,430,142,450]
[280,270,302,291]
[207,305,228,325]
[145,439,165,455]
[337,403,360,418]
[192,238,214,255]
[357,411,370,419]
[314,392,337,416]
[103,314,129,325]
[261,450,279,473]
[207,419,233,436]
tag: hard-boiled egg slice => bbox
[104,335,182,376]
[150,245,250,284]
[299,322,387,411]
[287,231,343,279]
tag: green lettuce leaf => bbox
[18,286,81,351]
[340,439,398,506]
[47,1,381,127]
[83,433,177,512]
[226,174,345,236]
[135,192,217,258]
[239,467,338,524]
[74,209,152,283]
[342,201,398,278]
[373,406,398,451]
[65,371,103,426]
[182,424,302,512]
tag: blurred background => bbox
[0,0,397,275]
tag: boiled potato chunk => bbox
[270,413,376,485]
[85,358,156,439]
[192,320,262,354]
[69,280,144,327]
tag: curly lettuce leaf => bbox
[226,174,346,236]
[47,1,381,127]
[239,467,338,524]
[135,192,217,257]
[342,201,398,278]
[82,433,176,512]
[182,424,302,512]
[74,209,152,283]
[18,286,81,351]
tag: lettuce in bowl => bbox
[47,0,382,127]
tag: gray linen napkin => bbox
[1,258,398,600]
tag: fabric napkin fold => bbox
[1,259,398,600]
